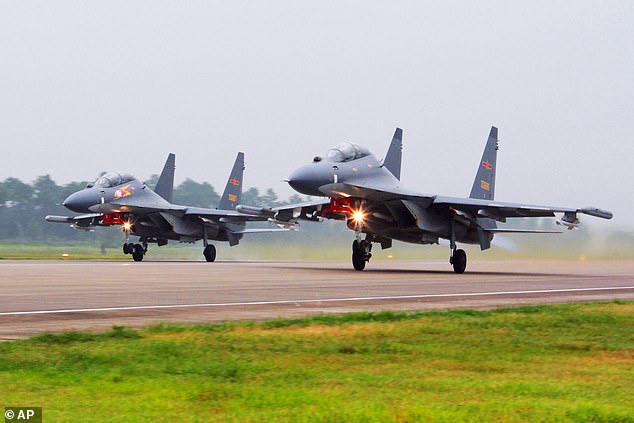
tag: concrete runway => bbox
[1,259,633,339]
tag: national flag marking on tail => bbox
[482,161,493,170]
[228,194,238,202]
[481,180,490,191]
[229,179,241,186]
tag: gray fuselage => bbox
[63,177,238,244]
[288,152,484,246]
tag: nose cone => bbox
[63,190,99,213]
[288,164,329,196]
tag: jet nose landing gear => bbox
[352,239,372,271]
[123,242,146,261]
[132,244,146,262]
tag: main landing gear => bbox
[450,248,467,274]
[202,225,216,262]
[123,242,147,262]
[203,244,216,262]
[449,218,467,273]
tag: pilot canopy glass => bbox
[94,172,135,188]
[325,143,370,162]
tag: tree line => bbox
[0,175,307,243]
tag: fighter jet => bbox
[240,127,613,273]
[46,152,284,262]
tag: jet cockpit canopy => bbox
[94,172,136,188]
[325,143,370,163]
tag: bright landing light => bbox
[352,209,366,224]
[122,221,132,232]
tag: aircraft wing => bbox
[104,199,187,215]
[318,182,434,206]
[431,196,613,221]
[184,207,272,222]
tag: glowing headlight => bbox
[122,221,132,232]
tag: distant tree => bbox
[285,193,307,205]
[144,174,160,189]
[173,178,219,208]
[2,177,34,206]
[33,175,59,209]
[0,178,34,239]
[241,187,261,206]
[61,181,90,200]
[260,188,280,207]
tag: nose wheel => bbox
[123,241,146,262]
[132,244,145,262]
[352,239,372,271]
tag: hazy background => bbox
[1,1,632,230]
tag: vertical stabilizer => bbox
[218,152,245,210]
[469,126,498,200]
[155,153,176,203]
[383,127,403,180]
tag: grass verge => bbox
[1,302,633,422]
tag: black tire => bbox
[203,244,217,262]
[132,244,144,262]
[123,244,130,255]
[452,249,467,274]
[352,240,366,271]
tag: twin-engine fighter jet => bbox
[46,153,285,262]
[245,127,612,273]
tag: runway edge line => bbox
[1,286,634,316]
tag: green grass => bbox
[1,302,633,421]
[0,244,122,260]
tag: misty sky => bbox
[1,1,632,228]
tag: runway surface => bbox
[1,259,633,339]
